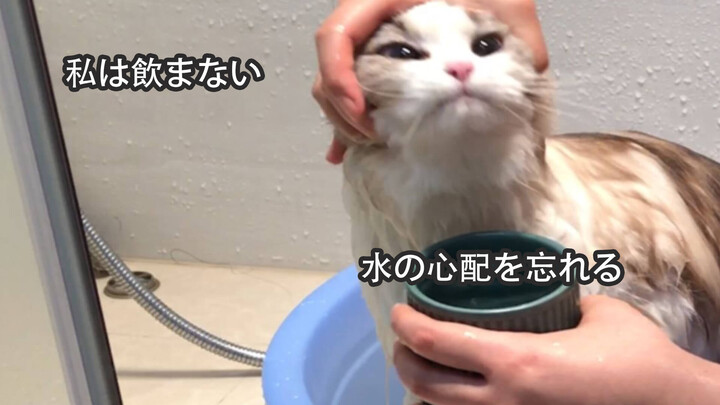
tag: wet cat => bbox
[334,2,720,404]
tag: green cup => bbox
[406,231,581,334]
[408,232,581,405]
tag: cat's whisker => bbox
[524,87,608,117]
[357,87,420,100]
[531,102,582,121]
[524,86,580,96]
[529,79,606,96]
[533,105,580,121]
[514,175,543,195]
[497,103,527,125]
[359,82,468,99]
[554,80,597,89]
[404,110,425,145]
[553,97,608,115]
[526,87,577,96]
[536,106,579,120]
[552,75,606,86]
[529,80,589,89]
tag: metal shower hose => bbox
[81,212,266,367]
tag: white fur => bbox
[345,135,719,403]
[342,3,720,404]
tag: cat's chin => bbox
[433,98,511,136]
[443,94,485,114]
[371,97,530,149]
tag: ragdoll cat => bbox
[334,1,720,403]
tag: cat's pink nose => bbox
[445,62,474,82]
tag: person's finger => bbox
[319,71,376,137]
[313,90,360,164]
[314,76,366,134]
[322,85,376,138]
[313,73,375,138]
[326,136,348,164]
[316,94,364,141]
[497,0,548,72]
[315,21,365,129]
[393,342,491,405]
[577,295,647,325]
[315,0,424,129]
[313,76,369,164]
[391,304,518,374]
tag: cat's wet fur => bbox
[335,2,720,404]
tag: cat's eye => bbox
[472,33,504,57]
[376,42,426,60]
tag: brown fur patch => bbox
[555,131,720,308]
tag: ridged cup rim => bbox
[406,231,574,318]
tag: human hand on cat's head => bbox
[313,0,549,165]
[389,295,690,405]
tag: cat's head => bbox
[353,1,553,164]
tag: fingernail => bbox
[325,143,344,165]
[325,150,342,165]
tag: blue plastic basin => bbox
[262,266,406,405]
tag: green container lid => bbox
[406,231,581,333]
